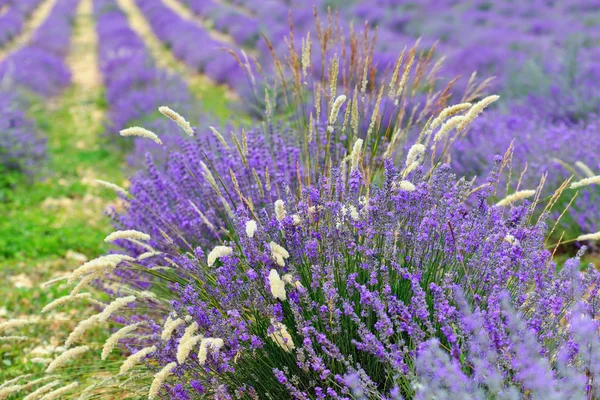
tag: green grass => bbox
[0,90,122,262]
[0,80,232,386]
[0,85,122,383]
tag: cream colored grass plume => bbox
[496,190,536,207]
[105,229,151,243]
[158,106,194,136]
[570,175,600,190]
[119,126,163,145]
[94,179,130,197]
[577,232,600,242]
[46,346,89,373]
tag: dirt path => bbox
[0,0,57,61]
[68,0,102,90]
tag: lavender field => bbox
[0,0,599,398]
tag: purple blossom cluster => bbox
[107,25,450,259]
[87,24,597,393]
[0,0,44,47]
[0,0,78,97]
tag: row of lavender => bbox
[0,0,43,48]
[138,0,401,88]
[94,0,192,131]
[0,0,79,180]
[133,0,245,87]
[175,0,600,116]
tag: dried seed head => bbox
[301,32,311,80]
[188,200,216,233]
[328,95,347,133]
[94,179,130,197]
[274,199,287,221]
[97,296,135,322]
[176,322,200,364]
[570,175,600,190]
[496,190,536,206]
[138,251,162,260]
[119,345,156,375]
[148,362,177,400]
[0,319,31,333]
[66,315,99,347]
[405,143,426,167]
[207,246,233,267]
[245,220,258,238]
[177,335,202,365]
[158,106,194,136]
[269,242,290,267]
[105,230,150,243]
[268,269,286,301]
[457,95,500,131]
[349,205,360,221]
[46,346,89,372]
[22,380,61,400]
[350,138,363,172]
[39,382,79,400]
[119,126,162,145]
[102,322,144,360]
[161,316,185,341]
[198,338,224,365]
[504,234,519,246]
[575,161,595,178]
[209,126,229,150]
[434,115,465,142]
[429,103,472,130]
[398,180,416,192]
[42,293,93,314]
[576,232,600,242]
[200,161,222,197]
[388,47,406,97]
[69,254,135,284]
[0,336,28,342]
[268,321,295,352]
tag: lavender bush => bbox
[107,21,472,257]
[3,3,600,400]
[134,0,246,87]
[9,106,600,398]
